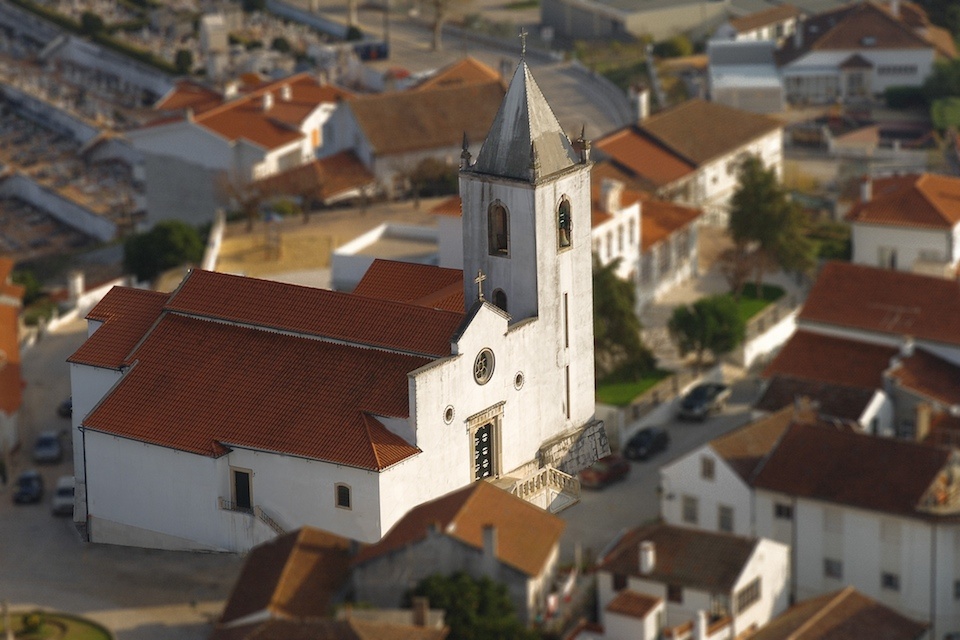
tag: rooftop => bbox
[755,376,877,422]
[762,330,898,390]
[846,173,960,230]
[887,348,960,407]
[605,590,662,619]
[729,3,801,33]
[710,406,798,481]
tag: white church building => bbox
[67,60,608,552]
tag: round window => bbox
[444,405,455,424]
[473,349,495,385]
[514,372,524,390]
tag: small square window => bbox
[682,495,699,525]
[335,483,352,510]
[775,503,793,520]
[881,572,900,591]
[954,580,960,600]
[718,505,734,533]
[667,584,683,603]
[701,457,715,481]
[824,558,843,579]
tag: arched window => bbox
[493,289,507,312]
[558,198,572,248]
[335,483,352,510]
[488,202,509,256]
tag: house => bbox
[776,1,957,104]
[847,173,960,277]
[596,523,790,639]
[253,150,377,207]
[213,617,448,640]
[713,4,802,45]
[752,421,960,637]
[351,481,566,624]
[594,99,783,218]
[128,74,352,225]
[707,41,785,114]
[750,586,927,640]
[0,257,23,456]
[67,59,606,552]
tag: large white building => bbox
[68,60,607,552]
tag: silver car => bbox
[32,431,63,464]
[51,475,75,516]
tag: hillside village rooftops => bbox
[353,481,565,577]
[846,173,960,230]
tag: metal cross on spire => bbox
[519,28,527,59]
[475,269,487,301]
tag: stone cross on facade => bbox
[475,269,487,301]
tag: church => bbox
[67,60,607,552]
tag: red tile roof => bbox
[887,348,960,406]
[799,262,960,348]
[753,421,952,517]
[154,81,223,113]
[762,330,898,389]
[605,590,662,619]
[255,151,375,203]
[219,526,354,625]
[595,127,695,188]
[352,260,464,313]
[846,173,960,230]
[414,57,502,91]
[67,287,170,369]
[640,197,701,250]
[83,312,424,468]
[216,618,449,640]
[598,523,759,593]
[711,406,798,481]
[429,195,462,217]
[0,361,20,415]
[755,377,877,422]
[353,481,565,577]
[166,270,463,358]
[729,4,800,34]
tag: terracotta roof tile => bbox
[166,270,463,358]
[0,257,24,300]
[228,618,449,640]
[799,262,960,348]
[429,195,462,217]
[711,406,797,481]
[846,173,960,229]
[352,260,464,313]
[887,348,960,406]
[605,590,662,619]
[154,80,222,113]
[755,376,876,422]
[639,198,701,250]
[762,330,897,389]
[255,151,375,202]
[591,160,659,194]
[349,82,505,156]
[83,313,424,468]
[414,56,502,91]
[598,523,759,593]
[750,586,927,640]
[219,526,354,625]
[753,421,952,516]
[0,361,21,415]
[729,4,800,34]
[595,127,695,188]
[925,24,958,59]
[67,287,170,369]
[353,482,565,576]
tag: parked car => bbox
[677,383,731,421]
[13,469,44,504]
[578,454,631,489]
[57,397,72,418]
[623,427,670,461]
[32,431,63,464]
[51,475,75,516]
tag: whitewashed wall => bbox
[851,222,953,271]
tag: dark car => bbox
[578,454,631,489]
[677,383,731,421]
[57,397,72,418]
[32,431,63,464]
[623,427,670,461]
[13,469,44,504]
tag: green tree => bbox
[914,0,960,35]
[270,36,291,53]
[123,220,204,282]
[923,59,960,102]
[242,0,266,11]
[593,258,656,380]
[174,49,193,75]
[652,34,693,58]
[406,572,538,640]
[668,295,745,369]
[728,156,815,298]
[80,11,105,34]
[12,270,43,305]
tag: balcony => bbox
[493,465,580,513]
[217,497,286,536]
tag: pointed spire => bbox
[460,132,471,169]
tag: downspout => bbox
[80,424,90,542]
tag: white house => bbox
[128,74,351,225]
[777,1,956,104]
[0,257,23,455]
[596,523,790,639]
[707,41,785,115]
[68,60,606,552]
[847,173,960,277]
[713,4,802,45]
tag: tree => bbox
[242,0,266,12]
[593,258,656,380]
[217,172,270,231]
[12,270,43,305]
[915,0,960,36]
[923,59,960,102]
[652,34,693,58]
[427,0,469,51]
[406,572,538,640]
[270,36,291,53]
[80,11,105,34]
[668,295,745,369]
[123,220,204,282]
[727,156,815,298]
[174,49,193,75]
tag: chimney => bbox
[412,597,429,627]
[601,178,624,213]
[630,84,650,121]
[639,540,655,574]
[694,610,709,640]
[900,335,915,358]
[916,403,932,442]
[262,91,274,111]
[280,83,292,101]
[860,175,872,203]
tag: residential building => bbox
[594,99,783,218]
[713,4,802,44]
[847,173,960,277]
[128,74,352,225]
[351,482,565,624]
[214,617,448,640]
[596,523,790,639]
[0,257,23,455]
[776,1,957,104]
[707,41,785,114]
[540,0,729,42]
[68,59,606,552]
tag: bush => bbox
[174,49,193,74]
[123,220,204,282]
[271,36,291,53]
[652,34,692,58]
[270,198,301,217]
[242,0,265,12]
[345,25,363,41]
[80,11,105,34]
[884,85,926,109]
[12,270,43,305]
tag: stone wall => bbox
[539,419,610,475]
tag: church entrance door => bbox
[467,403,503,482]
[474,422,494,480]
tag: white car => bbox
[51,475,75,516]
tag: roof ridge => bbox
[914,173,959,226]
[360,412,384,469]
[194,72,315,123]
[786,587,853,640]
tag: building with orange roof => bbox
[351,481,565,623]
[68,59,606,553]
[129,73,353,225]
[847,173,960,277]
[0,257,23,455]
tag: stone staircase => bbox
[491,465,581,514]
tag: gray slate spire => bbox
[471,61,580,182]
